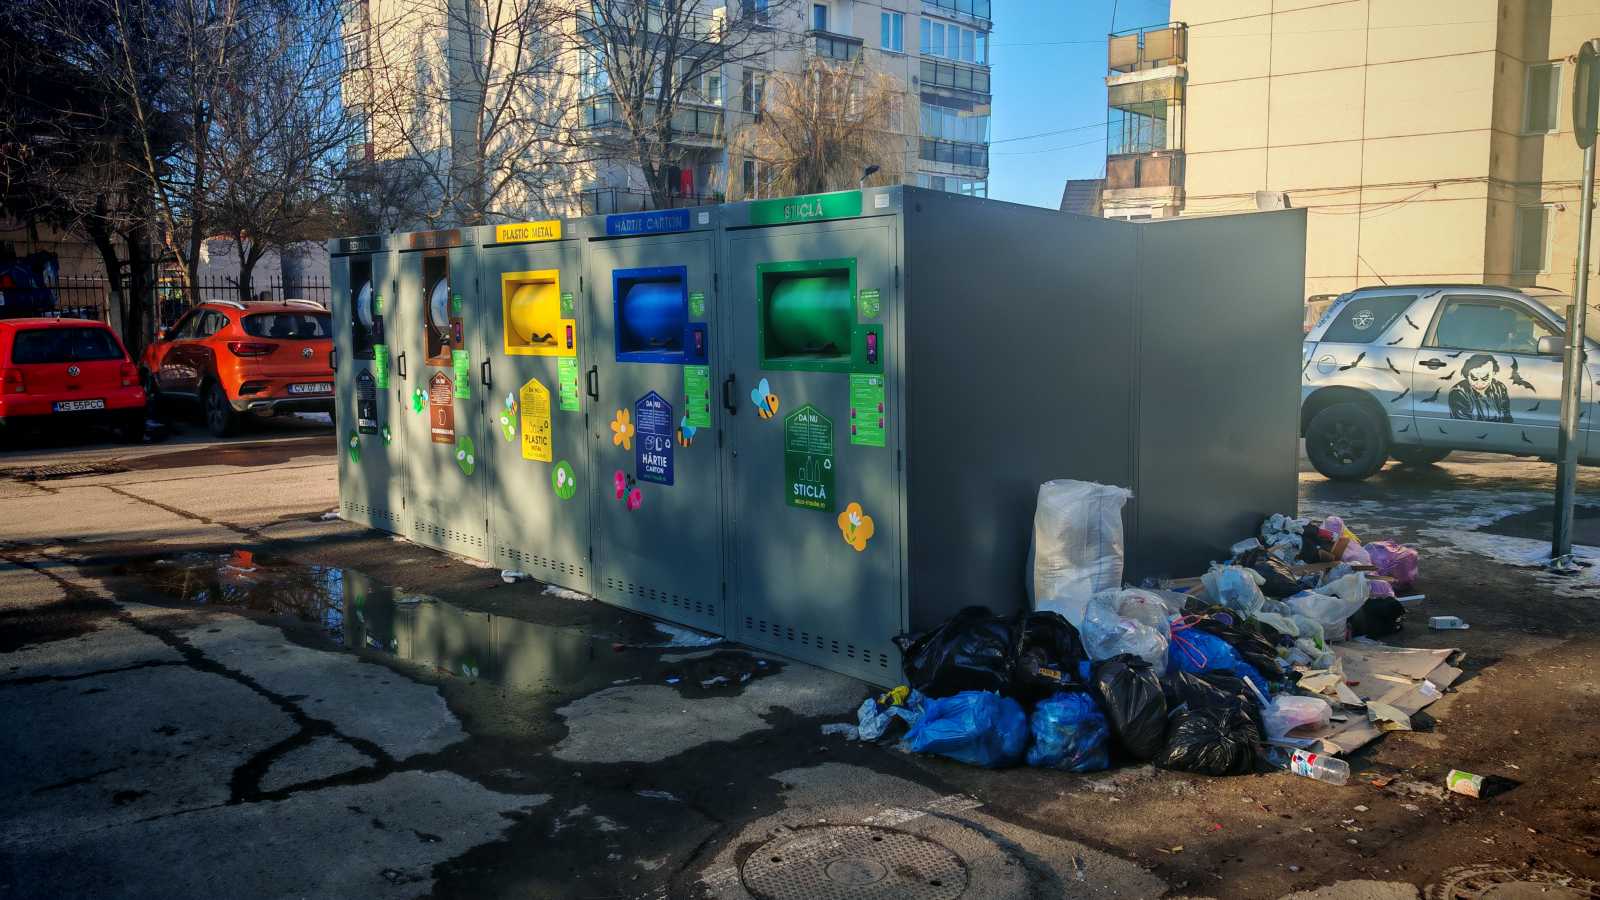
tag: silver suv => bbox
[1302,284,1598,480]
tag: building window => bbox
[1523,63,1561,134]
[924,0,991,21]
[920,100,989,144]
[920,18,985,63]
[1514,205,1552,273]
[881,12,903,52]
[741,69,765,112]
[740,0,768,17]
[812,3,827,31]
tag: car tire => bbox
[1390,446,1450,467]
[1306,402,1388,481]
[204,381,237,438]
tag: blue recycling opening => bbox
[614,265,702,364]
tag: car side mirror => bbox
[1537,335,1564,356]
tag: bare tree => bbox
[352,0,583,227]
[572,0,800,210]
[726,56,906,198]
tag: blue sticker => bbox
[606,209,692,236]
[634,391,674,485]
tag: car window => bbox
[1428,297,1554,355]
[10,327,124,364]
[200,311,229,336]
[243,312,332,340]
[1320,295,1415,343]
[171,310,203,340]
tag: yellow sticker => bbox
[519,378,552,462]
[495,220,562,244]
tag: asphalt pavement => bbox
[1,429,1597,900]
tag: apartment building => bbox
[1083,1,1600,304]
[340,0,993,222]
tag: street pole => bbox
[1554,38,1600,561]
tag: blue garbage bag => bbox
[1026,691,1110,772]
[905,691,1027,768]
[1169,629,1270,700]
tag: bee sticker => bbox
[750,377,779,419]
[499,391,518,441]
[455,435,476,475]
[346,431,361,463]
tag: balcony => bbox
[918,138,988,169]
[923,0,990,27]
[920,59,990,96]
[1108,23,1185,74]
[1102,149,1184,215]
[574,187,722,215]
[808,29,862,62]
[580,96,726,147]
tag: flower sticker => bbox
[611,408,634,450]
[380,424,392,445]
[613,469,641,510]
[346,431,361,463]
[613,469,627,500]
[499,391,518,441]
[411,387,425,413]
[837,502,875,552]
[552,460,577,500]
[455,435,476,475]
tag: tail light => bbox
[226,341,279,358]
[1,368,23,394]
[120,363,138,387]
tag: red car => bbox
[0,318,146,442]
[141,299,335,436]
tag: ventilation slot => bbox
[742,616,892,669]
[603,576,714,620]
[412,519,486,550]
[340,501,400,527]
[500,547,586,580]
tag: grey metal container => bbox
[327,234,406,535]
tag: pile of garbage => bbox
[833,481,1453,783]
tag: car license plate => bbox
[289,383,332,395]
[53,399,106,412]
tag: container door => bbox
[395,242,488,559]
[332,251,406,535]
[723,218,902,685]
[585,233,723,633]
[480,238,590,591]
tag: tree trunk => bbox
[86,226,127,345]
[124,228,153,355]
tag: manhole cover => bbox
[1428,865,1599,899]
[741,825,968,900]
[4,462,127,482]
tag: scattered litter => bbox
[1072,855,1087,882]
[1428,615,1470,630]
[635,790,680,802]
[652,623,723,649]
[610,677,639,686]
[1392,780,1447,802]
[820,723,859,739]
[500,570,530,583]
[664,676,681,685]
[1396,594,1425,606]
[1353,804,1368,812]
[701,675,729,688]
[319,510,341,521]
[542,585,589,602]
[1446,769,1484,798]
[1366,702,1413,733]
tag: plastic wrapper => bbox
[1028,480,1133,627]
[1080,589,1172,674]
[1262,694,1333,741]
[1366,540,1419,589]
[1234,547,1303,598]
[1287,581,1369,636]
[897,606,1015,698]
[856,688,926,741]
[1201,565,1267,618]
[1156,705,1262,776]
[1025,691,1110,772]
[905,691,1028,768]
[1168,628,1270,700]
[1091,654,1168,761]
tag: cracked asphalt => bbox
[1,423,1598,899]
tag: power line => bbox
[989,120,1107,144]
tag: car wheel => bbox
[204,381,237,438]
[1391,446,1450,467]
[1306,402,1388,481]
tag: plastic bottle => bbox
[1288,749,1349,786]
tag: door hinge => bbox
[713,272,719,294]
[894,264,900,289]
[588,544,593,561]
[717,427,724,448]
[897,448,903,472]
[580,275,584,293]
[485,518,489,531]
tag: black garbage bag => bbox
[1012,611,1088,702]
[1301,521,1334,563]
[1160,670,1266,739]
[1091,654,1167,761]
[1178,601,1288,685]
[1235,547,1303,598]
[1348,595,1405,638]
[1156,704,1262,776]
[896,606,1016,698]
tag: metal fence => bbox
[154,275,332,328]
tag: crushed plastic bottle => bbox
[1288,749,1349,786]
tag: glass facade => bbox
[920,18,987,64]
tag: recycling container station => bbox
[329,233,407,535]
[581,207,726,635]
[475,219,592,590]
[716,186,1304,684]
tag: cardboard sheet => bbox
[1278,640,1463,756]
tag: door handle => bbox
[480,358,491,387]
[722,373,738,415]
[1419,358,1446,369]
[329,347,338,371]
[586,365,599,400]
[397,351,407,378]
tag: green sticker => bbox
[373,292,384,315]
[560,291,575,317]
[373,344,390,389]
[557,357,581,412]
[858,288,881,319]
[450,292,464,316]
[688,291,706,319]
[552,459,577,499]
[849,374,886,448]
[452,349,471,399]
[455,435,476,475]
[346,431,361,463]
[784,404,834,512]
[412,387,425,413]
[683,364,712,429]
[381,423,392,445]
[499,390,518,441]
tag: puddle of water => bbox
[126,551,763,695]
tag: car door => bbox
[170,310,225,395]
[1413,293,1570,456]
[1304,291,1422,443]
[156,309,204,393]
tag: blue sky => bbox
[987,0,1169,209]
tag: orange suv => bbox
[142,299,335,436]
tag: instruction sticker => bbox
[688,291,706,319]
[784,404,835,512]
[372,344,390,388]
[356,370,379,435]
[858,288,881,320]
[451,350,471,399]
[560,291,575,318]
[849,374,886,448]
[519,378,552,463]
[634,391,674,485]
[557,357,581,411]
[683,365,712,429]
[429,372,455,443]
